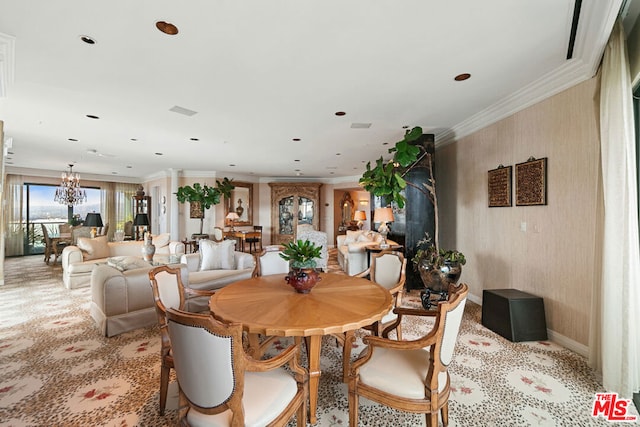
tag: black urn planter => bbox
[417,259,462,309]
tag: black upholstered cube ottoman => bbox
[481,288,548,342]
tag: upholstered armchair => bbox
[166,308,308,426]
[348,283,469,427]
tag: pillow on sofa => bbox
[77,236,110,261]
[343,230,364,245]
[152,233,171,248]
[199,239,235,271]
[357,232,374,243]
[107,256,150,271]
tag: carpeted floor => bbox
[0,252,636,426]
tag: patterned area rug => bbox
[0,253,636,426]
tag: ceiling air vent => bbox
[169,105,198,116]
[350,123,372,129]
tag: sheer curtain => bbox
[3,174,24,256]
[591,19,640,398]
[101,182,115,241]
[114,183,138,233]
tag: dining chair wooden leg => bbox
[159,363,170,415]
[342,331,355,383]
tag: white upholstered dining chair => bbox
[347,283,468,427]
[148,265,215,415]
[165,307,308,426]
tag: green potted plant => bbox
[175,178,234,236]
[411,233,465,293]
[359,127,466,305]
[280,239,323,293]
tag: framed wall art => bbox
[515,157,547,206]
[488,164,512,207]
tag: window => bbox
[23,183,100,254]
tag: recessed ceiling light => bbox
[156,21,179,35]
[155,152,163,156]
[80,35,96,44]
[130,138,138,142]
[111,172,118,175]
[382,142,389,145]
[190,138,199,141]
[454,73,471,81]
[68,138,78,142]
[336,153,341,156]
[86,114,100,119]
[294,159,300,162]
[294,169,301,172]
[329,172,335,175]
[402,125,409,129]
[292,138,301,141]
[126,165,132,168]
[229,164,236,167]
[335,111,346,116]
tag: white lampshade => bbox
[226,212,240,220]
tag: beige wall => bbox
[437,77,601,348]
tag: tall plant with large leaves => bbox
[359,126,440,250]
[175,178,235,235]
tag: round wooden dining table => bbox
[209,272,392,424]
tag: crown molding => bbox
[5,165,140,184]
[436,59,592,147]
[436,0,622,148]
[0,32,15,98]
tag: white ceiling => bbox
[0,0,624,182]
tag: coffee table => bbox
[209,273,392,424]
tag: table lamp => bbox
[133,213,150,240]
[373,207,394,248]
[226,212,240,232]
[84,212,104,239]
[353,210,367,229]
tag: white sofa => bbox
[336,230,399,275]
[61,234,185,289]
[89,247,255,337]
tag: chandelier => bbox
[54,164,87,206]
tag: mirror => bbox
[226,182,253,226]
[340,192,354,226]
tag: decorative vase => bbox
[142,236,156,262]
[417,259,462,309]
[285,268,321,294]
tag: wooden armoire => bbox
[269,183,322,245]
